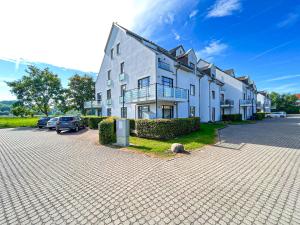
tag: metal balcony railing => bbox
[84,100,101,109]
[124,84,188,103]
[220,99,234,107]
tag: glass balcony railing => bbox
[106,99,112,105]
[107,80,112,86]
[240,99,252,106]
[84,100,101,109]
[220,99,234,107]
[119,73,125,81]
[256,101,262,108]
[123,84,188,103]
[158,61,173,72]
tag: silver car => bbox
[46,117,59,130]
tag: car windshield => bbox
[40,117,49,120]
[49,117,58,121]
[60,117,74,121]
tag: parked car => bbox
[266,112,287,118]
[56,116,85,134]
[46,117,59,130]
[37,117,51,128]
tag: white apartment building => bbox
[257,91,271,113]
[85,23,264,122]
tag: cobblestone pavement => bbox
[0,116,300,225]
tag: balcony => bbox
[220,99,234,107]
[124,84,188,104]
[119,96,125,104]
[84,100,101,109]
[119,73,125,81]
[107,80,112,86]
[106,99,112,105]
[158,61,173,72]
[240,99,252,106]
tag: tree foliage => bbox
[270,92,299,114]
[68,74,95,115]
[6,65,62,116]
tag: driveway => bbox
[0,116,299,225]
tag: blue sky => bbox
[0,0,299,100]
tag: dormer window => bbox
[111,48,114,59]
[190,62,195,69]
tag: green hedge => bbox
[135,117,200,139]
[254,112,265,120]
[82,116,107,129]
[99,117,116,144]
[129,119,136,133]
[222,114,242,121]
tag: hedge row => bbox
[254,112,266,120]
[135,117,200,139]
[222,114,242,121]
[83,116,107,129]
[99,117,116,144]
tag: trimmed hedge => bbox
[222,114,242,121]
[99,117,116,144]
[135,117,200,139]
[82,116,107,129]
[254,112,266,120]
[129,119,136,133]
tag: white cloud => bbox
[189,10,198,18]
[207,0,241,18]
[277,13,299,28]
[196,40,228,60]
[0,0,192,73]
[172,30,181,40]
[266,74,300,82]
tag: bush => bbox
[254,112,265,120]
[222,114,242,121]
[82,116,107,129]
[129,119,136,133]
[99,117,116,144]
[135,117,200,139]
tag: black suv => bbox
[37,117,51,128]
[56,116,85,134]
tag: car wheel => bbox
[56,130,61,134]
[75,126,79,132]
[38,126,43,129]
[48,127,52,130]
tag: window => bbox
[120,62,124,74]
[190,84,195,96]
[120,84,126,97]
[162,105,174,118]
[162,76,173,87]
[97,92,102,101]
[190,62,195,69]
[190,106,195,117]
[97,108,102,116]
[107,108,111,116]
[138,77,150,88]
[138,105,150,119]
[117,43,120,54]
[212,107,215,122]
[220,93,224,101]
[107,70,111,80]
[121,107,127,118]
[107,89,111,99]
[212,90,215,99]
[111,48,114,59]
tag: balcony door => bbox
[138,77,150,99]
[162,105,174,119]
[162,77,173,98]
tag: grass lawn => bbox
[0,117,39,129]
[128,123,225,156]
[222,120,256,125]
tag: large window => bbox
[138,77,150,88]
[107,89,111,99]
[212,90,215,99]
[121,107,127,118]
[120,84,126,97]
[162,105,174,119]
[120,62,124,74]
[138,105,150,119]
[162,76,173,87]
[190,106,195,117]
[111,48,114,59]
[107,70,111,80]
[190,84,195,96]
[107,108,111,116]
[97,92,102,101]
[117,43,120,55]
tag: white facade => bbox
[87,23,266,122]
[257,92,271,113]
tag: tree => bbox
[68,74,95,115]
[55,88,72,114]
[270,92,299,113]
[10,102,32,117]
[6,65,62,116]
